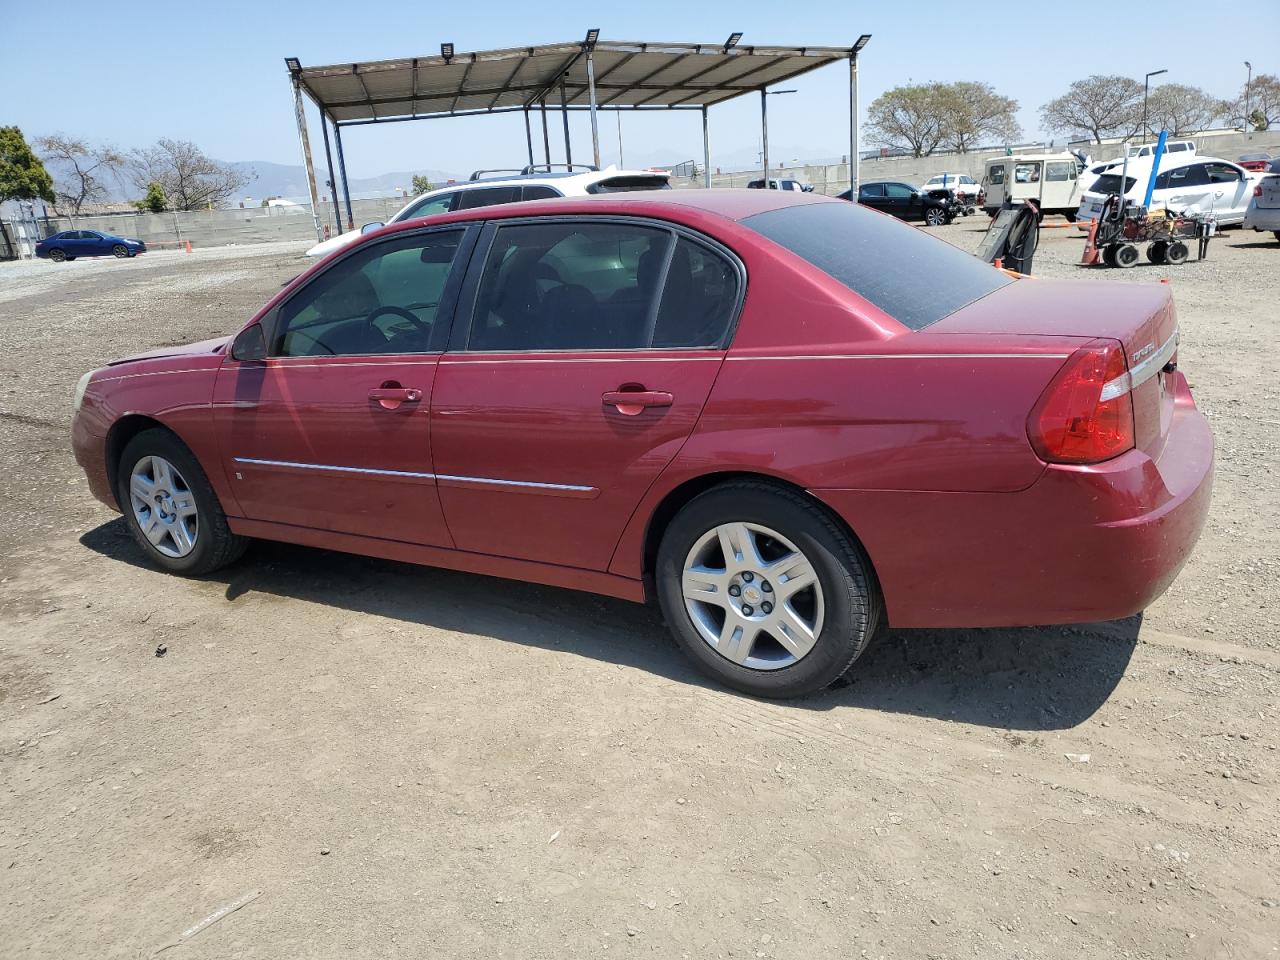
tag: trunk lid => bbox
[932,277,1178,459]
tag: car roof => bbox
[405,166,668,199]
[374,188,830,238]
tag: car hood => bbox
[107,335,231,366]
[306,228,362,257]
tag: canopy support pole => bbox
[523,107,534,166]
[586,48,601,168]
[319,113,342,234]
[290,73,325,243]
[333,123,354,230]
[849,54,859,197]
[540,99,551,167]
[760,89,769,187]
[559,75,572,166]
[702,105,711,188]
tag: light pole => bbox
[1244,61,1253,131]
[850,34,871,198]
[760,88,796,187]
[1143,68,1167,141]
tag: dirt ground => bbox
[1,224,1277,960]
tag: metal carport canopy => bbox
[285,35,869,239]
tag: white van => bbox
[1075,154,1258,226]
[982,152,1086,219]
[1128,140,1195,159]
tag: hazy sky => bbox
[5,0,1275,179]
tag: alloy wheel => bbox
[128,455,199,558]
[681,521,825,671]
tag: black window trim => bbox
[445,214,747,355]
[258,222,480,360]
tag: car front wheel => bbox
[112,244,129,258]
[924,208,946,226]
[117,428,247,575]
[656,482,881,698]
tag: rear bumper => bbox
[815,373,1213,628]
[1243,206,1280,231]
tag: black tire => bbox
[1147,240,1168,264]
[1272,231,1279,244]
[112,244,129,258]
[655,482,881,699]
[1166,241,1189,265]
[924,207,946,227]
[1102,243,1119,267]
[1064,211,1078,223]
[1115,243,1140,268]
[48,248,66,262]
[116,428,248,576]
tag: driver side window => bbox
[273,230,464,357]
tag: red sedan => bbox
[71,190,1213,698]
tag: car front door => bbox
[429,217,742,570]
[1201,162,1251,219]
[882,182,916,219]
[213,225,475,546]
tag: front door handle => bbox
[602,389,673,416]
[369,385,422,410]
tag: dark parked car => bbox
[36,230,146,262]
[838,181,955,226]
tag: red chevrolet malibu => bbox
[71,190,1213,698]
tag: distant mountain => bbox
[227,160,459,203]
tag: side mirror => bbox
[230,323,267,362]
[361,222,385,235]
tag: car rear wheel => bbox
[924,207,946,226]
[112,244,129,258]
[656,482,881,699]
[49,249,66,262]
[117,429,247,576]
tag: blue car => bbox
[35,230,146,262]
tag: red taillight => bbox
[1028,339,1135,464]
[1255,185,1264,197]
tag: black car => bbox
[837,181,955,226]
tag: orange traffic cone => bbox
[184,240,192,254]
[1081,220,1100,266]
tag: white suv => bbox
[306,165,670,257]
[921,173,981,201]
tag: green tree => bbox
[0,126,55,204]
[938,81,1021,153]
[411,174,433,195]
[1040,75,1143,144]
[133,181,168,213]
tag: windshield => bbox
[744,201,1013,331]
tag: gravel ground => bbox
[1,225,1277,959]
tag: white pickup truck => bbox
[1243,158,1280,242]
[921,172,982,201]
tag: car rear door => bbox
[857,182,886,211]
[213,226,476,546]
[1158,163,1211,213]
[429,216,742,570]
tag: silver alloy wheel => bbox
[682,521,825,671]
[128,455,199,558]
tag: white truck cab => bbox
[982,152,1086,219]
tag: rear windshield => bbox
[744,201,1013,330]
[1088,174,1137,195]
[586,176,671,194]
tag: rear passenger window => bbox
[521,185,561,201]
[455,186,522,210]
[466,223,737,352]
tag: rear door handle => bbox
[369,386,422,410]
[602,390,673,416]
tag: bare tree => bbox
[1228,73,1279,131]
[1040,75,1143,144]
[865,83,948,158]
[130,139,252,211]
[1145,83,1227,136]
[939,82,1021,153]
[36,135,125,216]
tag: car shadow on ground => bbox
[81,519,1138,731]
[1226,239,1280,250]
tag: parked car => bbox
[1238,152,1273,173]
[838,181,956,225]
[982,152,1086,219]
[71,190,1213,699]
[305,165,670,257]
[36,230,146,262]
[746,178,813,192]
[921,172,982,202]
[1128,140,1195,159]
[1242,157,1280,242]
[1075,154,1259,226]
